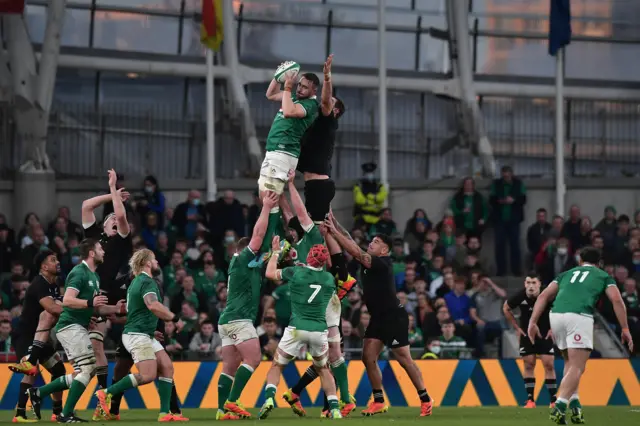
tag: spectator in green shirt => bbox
[195,262,225,301]
[407,313,423,350]
[438,320,468,359]
[450,177,488,238]
[489,165,527,276]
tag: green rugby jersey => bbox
[124,272,161,337]
[265,94,318,158]
[281,265,335,332]
[56,262,100,331]
[219,247,262,325]
[551,264,617,316]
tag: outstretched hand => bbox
[108,169,118,188]
[323,54,333,77]
[323,218,337,235]
[271,235,281,252]
[287,169,296,183]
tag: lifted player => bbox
[95,249,184,422]
[215,191,279,421]
[260,69,319,195]
[261,237,342,420]
[81,169,132,408]
[528,246,633,425]
[296,54,345,226]
[10,250,66,422]
[27,239,124,423]
[504,272,557,408]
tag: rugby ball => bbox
[274,61,300,83]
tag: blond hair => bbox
[129,248,155,276]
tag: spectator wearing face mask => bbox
[136,175,166,229]
[539,236,576,285]
[207,190,246,247]
[173,190,207,241]
[404,209,430,253]
[353,162,387,230]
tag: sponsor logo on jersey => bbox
[574,334,582,342]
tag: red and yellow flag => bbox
[200,0,224,51]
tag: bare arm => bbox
[279,195,294,225]
[321,54,333,116]
[503,301,523,334]
[81,194,112,227]
[40,297,63,316]
[605,285,629,330]
[287,171,312,228]
[265,236,284,281]
[144,292,176,322]
[109,169,130,236]
[486,278,507,299]
[96,304,122,316]
[530,281,558,325]
[249,191,279,253]
[266,79,283,102]
[327,223,372,268]
[62,287,101,309]
[281,78,306,118]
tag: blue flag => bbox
[548,0,571,56]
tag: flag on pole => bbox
[0,0,25,14]
[548,0,571,56]
[201,0,224,51]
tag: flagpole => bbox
[554,48,565,217]
[206,48,217,202]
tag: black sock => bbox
[96,366,109,389]
[418,389,431,403]
[170,385,181,414]
[27,341,45,365]
[110,377,123,415]
[323,393,330,411]
[291,367,318,396]
[524,377,535,401]
[16,382,31,417]
[373,389,384,404]
[545,378,558,403]
[52,399,63,416]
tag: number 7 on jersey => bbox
[308,284,321,303]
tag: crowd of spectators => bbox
[0,166,638,360]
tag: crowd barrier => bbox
[0,359,638,410]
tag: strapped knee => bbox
[327,333,342,344]
[274,351,292,366]
[89,330,104,342]
[313,354,328,368]
[75,362,97,386]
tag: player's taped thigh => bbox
[73,355,97,385]
[312,352,329,368]
[327,326,341,344]
[89,330,104,342]
[258,175,285,194]
[273,349,294,366]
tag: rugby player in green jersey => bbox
[260,236,342,420]
[94,249,185,422]
[260,70,319,195]
[214,191,279,421]
[27,239,125,423]
[528,246,633,425]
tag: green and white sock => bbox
[158,377,173,414]
[569,394,581,410]
[38,374,73,398]
[217,373,233,410]
[555,398,568,413]
[106,374,138,397]
[327,395,340,411]
[265,384,277,401]
[228,364,254,403]
[62,378,87,417]
[330,358,350,404]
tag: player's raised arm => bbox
[279,193,295,225]
[320,54,334,116]
[527,281,558,344]
[324,213,372,269]
[604,284,634,351]
[249,191,279,253]
[281,74,306,118]
[287,170,312,229]
[265,235,284,281]
[81,194,113,227]
[266,77,284,102]
[108,169,130,237]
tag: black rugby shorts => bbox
[304,179,336,222]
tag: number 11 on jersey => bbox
[570,270,590,283]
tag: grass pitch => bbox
[1,407,638,425]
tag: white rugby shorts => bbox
[122,333,164,364]
[57,324,94,363]
[325,293,341,328]
[278,326,328,360]
[258,151,299,194]
[550,312,594,351]
[219,320,259,347]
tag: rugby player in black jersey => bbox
[81,169,132,419]
[504,272,558,408]
[324,212,433,417]
[9,250,66,422]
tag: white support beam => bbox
[52,54,640,101]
